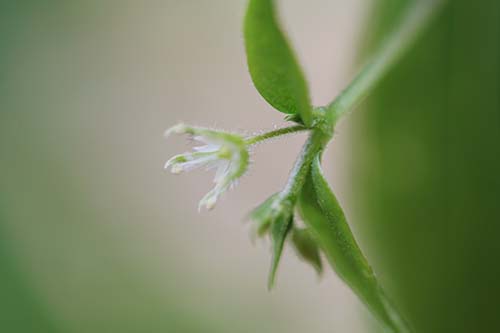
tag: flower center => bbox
[217,146,232,160]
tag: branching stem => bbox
[280,0,447,220]
[279,130,330,202]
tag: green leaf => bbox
[249,193,279,236]
[244,0,312,126]
[297,155,411,333]
[248,193,296,289]
[268,213,293,290]
[291,227,322,275]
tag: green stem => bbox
[326,0,447,125]
[245,125,307,145]
[280,130,330,202]
[262,0,446,217]
[278,0,446,221]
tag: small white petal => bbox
[193,144,220,153]
[164,153,189,170]
[164,123,187,138]
[205,197,217,210]
[181,155,217,172]
[193,135,209,144]
[164,157,179,170]
[199,192,218,211]
[214,161,230,183]
[171,164,183,174]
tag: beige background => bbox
[1,1,377,332]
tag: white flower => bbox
[164,124,249,210]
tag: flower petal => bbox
[193,144,220,153]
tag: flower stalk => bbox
[245,125,307,145]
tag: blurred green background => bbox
[352,0,500,332]
[2,0,499,332]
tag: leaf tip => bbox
[267,265,278,291]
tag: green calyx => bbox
[250,189,325,288]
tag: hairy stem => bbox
[279,130,330,202]
[326,0,447,125]
[245,125,307,145]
